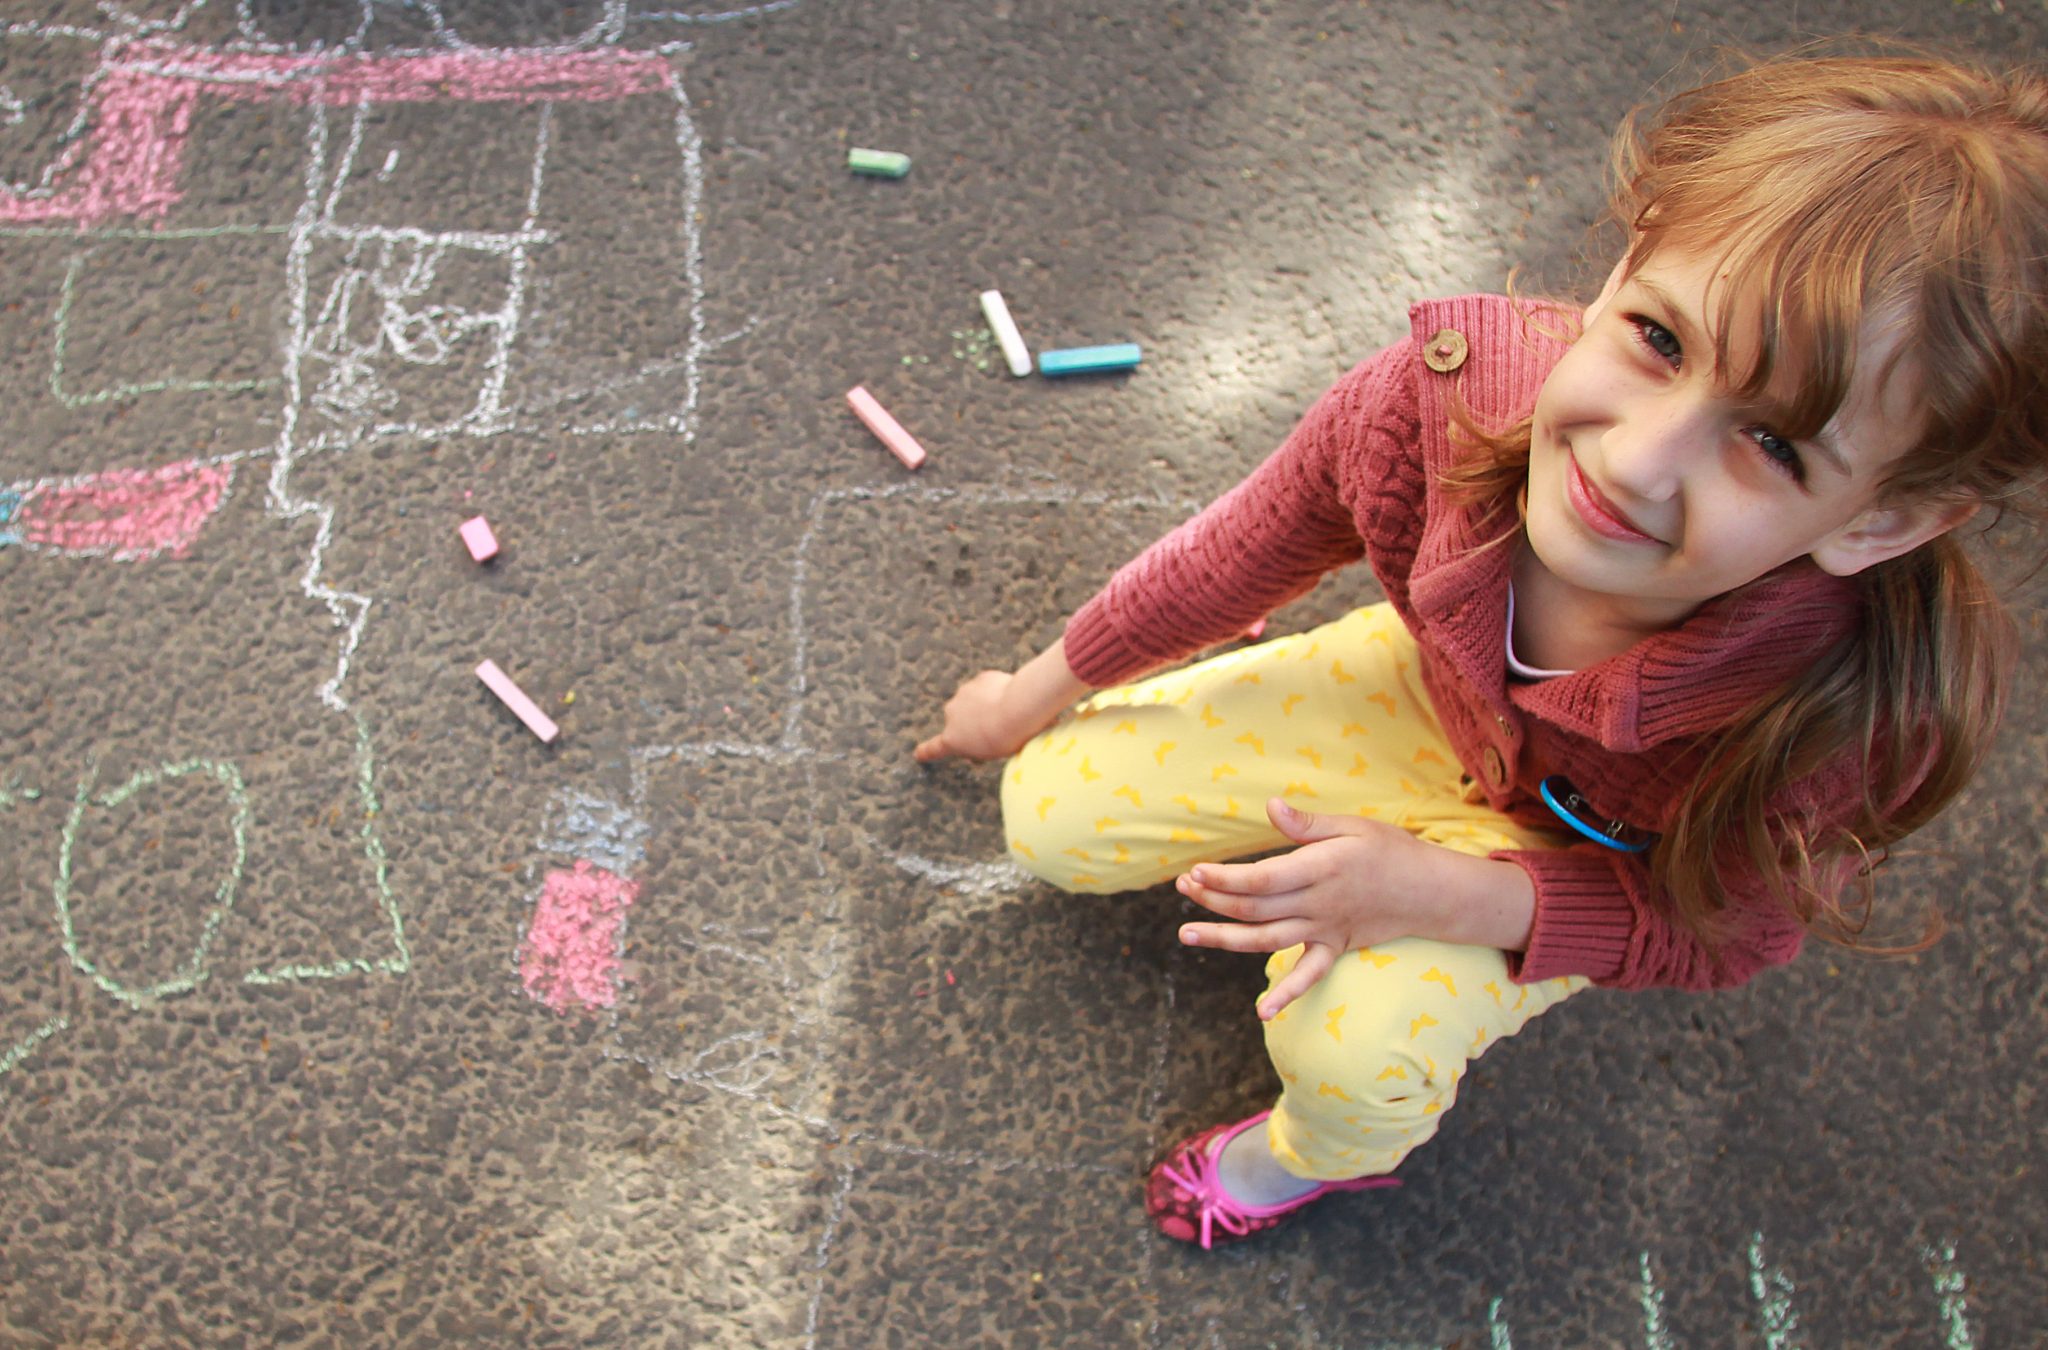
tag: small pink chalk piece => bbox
[476,659,560,743]
[459,515,499,562]
[845,384,927,470]
[1243,616,1268,641]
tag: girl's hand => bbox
[1175,798,1536,1020]
[915,639,1093,764]
[913,670,1036,762]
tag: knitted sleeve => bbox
[1062,343,1419,688]
[1498,845,1807,991]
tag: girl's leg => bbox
[998,603,1587,1189]
[1246,640,1589,1182]
[1002,602,1439,892]
[1259,933,1585,1181]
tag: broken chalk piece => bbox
[845,385,928,469]
[848,147,911,178]
[476,659,560,743]
[979,289,1033,377]
[1243,616,1268,641]
[1039,343,1142,377]
[459,515,499,562]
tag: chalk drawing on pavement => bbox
[1,23,705,1081]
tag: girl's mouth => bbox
[1566,456,1661,544]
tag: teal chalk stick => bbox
[848,147,912,178]
[1039,343,1142,376]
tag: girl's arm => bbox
[1176,798,1537,1019]
[913,638,1092,763]
[918,344,1413,761]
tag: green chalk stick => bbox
[849,147,912,178]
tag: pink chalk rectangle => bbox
[845,385,927,469]
[459,515,499,561]
[521,862,640,1015]
[476,659,559,742]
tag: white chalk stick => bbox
[476,659,559,743]
[459,515,499,562]
[845,385,928,469]
[979,289,1032,377]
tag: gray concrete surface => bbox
[2,1,2044,1346]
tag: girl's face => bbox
[1523,247,1965,640]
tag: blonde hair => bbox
[1451,51,2048,950]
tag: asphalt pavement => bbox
[2,1,2043,1345]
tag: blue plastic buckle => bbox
[1538,775,1656,854]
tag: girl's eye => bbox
[1628,316,1683,367]
[1746,426,1806,483]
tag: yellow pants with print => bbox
[1002,603,1588,1180]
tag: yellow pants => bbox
[1002,603,1588,1179]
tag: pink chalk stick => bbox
[1243,616,1268,641]
[845,385,927,470]
[476,659,559,743]
[459,515,499,562]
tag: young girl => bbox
[916,53,2048,1249]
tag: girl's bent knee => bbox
[999,761,1091,891]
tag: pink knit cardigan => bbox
[1063,295,1886,992]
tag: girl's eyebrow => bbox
[1630,277,1702,349]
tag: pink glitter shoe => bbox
[1144,1110,1398,1250]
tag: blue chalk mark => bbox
[1039,343,1141,376]
[0,489,21,545]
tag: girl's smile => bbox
[1563,454,1661,544]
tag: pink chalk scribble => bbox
[0,42,675,228]
[4,458,234,560]
[520,861,640,1015]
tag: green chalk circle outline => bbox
[5,714,410,1085]
[56,756,252,1009]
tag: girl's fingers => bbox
[1256,943,1336,1021]
[1178,916,1311,954]
[1182,856,1306,898]
[1176,872,1300,919]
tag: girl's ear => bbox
[1810,497,1980,577]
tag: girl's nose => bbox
[1600,399,1707,501]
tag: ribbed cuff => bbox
[1062,599,1151,689]
[1496,847,1634,985]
